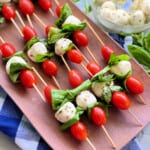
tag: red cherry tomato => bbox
[2,5,16,20]
[22,26,37,41]
[0,43,16,58]
[45,25,51,36]
[112,91,131,110]
[19,0,35,15]
[125,75,144,94]
[101,46,114,62]
[70,121,87,141]
[38,0,52,11]
[42,60,58,76]
[67,49,83,64]
[44,84,57,105]
[91,106,107,126]
[55,4,62,17]
[73,30,88,47]
[69,69,83,88]
[19,69,37,88]
[87,62,101,75]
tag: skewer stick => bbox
[54,0,59,5]
[86,20,105,47]
[61,55,71,72]
[138,95,146,105]
[74,44,89,63]
[27,14,33,28]
[32,67,47,87]
[101,125,116,149]
[128,109,143,126]
[86,138,96,150]
[81,63,93,76]
[10,18,24,37]
[0,36,5,43]
[15,10,25,27]
[49,8,54,16]
[86,46,99,64]
[33,13,46,28]
[33,84,46,102]
[52,76,61,89]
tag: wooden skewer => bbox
[32,67,47,87]
[0,36,5,43]
[86,138,96,150]
[49,8,54,16]
[54,0,59,6]
[10,18,24,37]
[128,109,143,126]
[16,10,25,27]
[138,95,146,105]
[26,14,33,28]
[81,63,93,76]
[52,76,61,89]
[86,46,99,64]
[32,83,46,102]
[33,13,46,28]
[73,44,89,63]
[86,20,105,47]
[101,125,116,149]
[61,55,71,72]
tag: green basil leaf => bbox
[48,27,70,44]
[132,32,144,46]
[108,53,130,66]
[101,86,112,104]
[35,52,55,63]
[24,37,40,51]
[110,85,123,92]
[55,3,72,28]
[60,107,84,130]
[143,32,150,52]
[0,16,4,24]
[128,45,150,68]
[62,21,86,32]
[9,63,32,83]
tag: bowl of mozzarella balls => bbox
[92,0,150,33]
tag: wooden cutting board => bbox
[0,0,150,150]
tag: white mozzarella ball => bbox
[99,8,115,21]
[142,0,150,16]
[130,10,145,25]
[92,82,106,97]
[6,56,27,74]
[111,9,129,25]
[101,1,116,10]
[76,90,97,110]
[27,42,48,62]
[55,38,72,56]
[55,102,76,123]
[110,60,132,76]
[63,15,81,26]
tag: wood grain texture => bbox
[0,0,150,150]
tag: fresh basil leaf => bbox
[47,27,71,50]
[35,52,55,63]
[132,32,144,46]
[24,37,40,51]
[62,21,86,32]
[60,107,84,130]
[55,3,72,28]
[0,16,4,24]
[108,53,130,66]
[110,85,123,92]
[101,86,112,104]
[51,80,91,110]
[72,0,80,2]
[9,63,32,83]
[128,45,150,68]
[143,32,150,53]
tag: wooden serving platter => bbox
[0,0,150,150]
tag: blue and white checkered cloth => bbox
[0,1,143,150]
